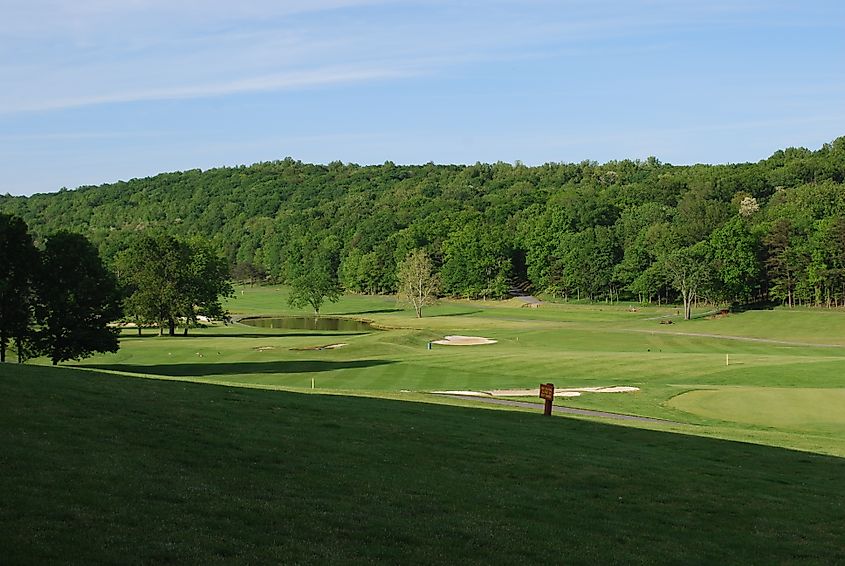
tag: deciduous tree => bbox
[663,242,713,320]
[764,219,803,307]
[35,232,122,365]
[441,222,512,299]
[286,235,342,316]
[117,234,233,335]
[0,214,38,363]
[397,249,439,318]
[709,217,762,304]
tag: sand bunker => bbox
[290,343,348,351]
[432,386,639,398]
[254,346,275,352]
[492,386,640,397]
[432,390,494,396]
[432,335,498,346]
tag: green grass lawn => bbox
[2,364,844,564]
[48,285,845,457]
[6,286,845,562]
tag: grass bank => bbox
[2,364,844,564]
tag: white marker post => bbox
[311,378,315,390]
[726,354,730,366]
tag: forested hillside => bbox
[3,138,845,308]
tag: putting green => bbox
[668,387,845,431]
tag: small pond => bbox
[239,316,377,332]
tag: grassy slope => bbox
[2,364,844,565]
[54,286,845,456]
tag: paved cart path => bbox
[433,394,682,425]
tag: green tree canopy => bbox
[441,222,512,299]
[0,213,39,363]
[286,235,342,316]
[35,232,122,365]
[396,249,439,318]
[4,136,845,310]
[663,241,713,320]
[116,234,233,336]
[709,217,762,304]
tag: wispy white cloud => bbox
[5,0,823,115]
[2,66,415,113]
[2,0,843,195]
[0,0,394,40]
[0,130,171,142]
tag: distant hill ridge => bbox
[2,138,844,304]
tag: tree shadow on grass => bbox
[429,310,484,318]
[728,301,778,313]
[331,308,403,315]
[119,331,371,340]
[80,359,396,377]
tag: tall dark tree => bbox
[709,217,762,304]
[764,219,803,307]
[806,217,845,307]
[35,232,122,365]
[441,222,512,299]
[117,234,233,335]
[116,234,187,336]
[663,242,713,320]
[0,214,38,363]
[560,227,620,301]
[231,261,267,286]
[180,238,234,333]
[286,235,342,316]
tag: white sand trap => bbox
[433,386,639,397]
[432,335,498,346]
[489,386,640,396]
[431,390,495,397]
[583,386,640,393]
[254,346,275,352]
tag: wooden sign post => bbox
[539,383,555,416]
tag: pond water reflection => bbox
[239,316,376,332]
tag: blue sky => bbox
[2,0,844,196]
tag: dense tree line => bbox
[0,213,121,364]
[1,214,235,364]
[3,138,845,314]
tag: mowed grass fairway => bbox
[4,285,845,563]
[66,285,845,456]
[2,364,845,564]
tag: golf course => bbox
[68,285,845,456]
[3,286,844,563]
[4,2,845,561]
